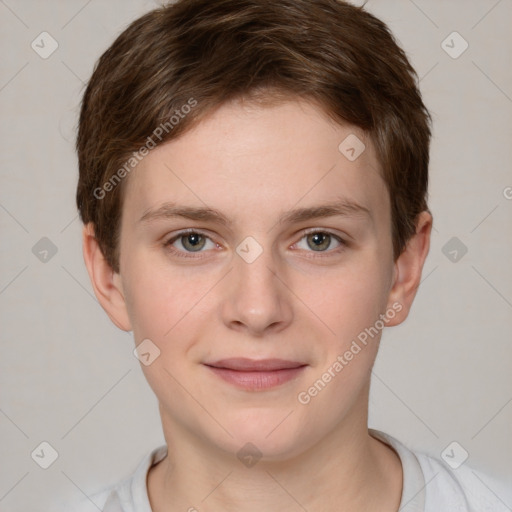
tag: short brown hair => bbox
[76,0,432,273]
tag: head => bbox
[77,0,432,459]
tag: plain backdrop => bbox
[0,0,511,510]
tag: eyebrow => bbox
[138,198,371,227]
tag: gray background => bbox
[0,0,511,510]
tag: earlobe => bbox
[385,211,432,327]
[82,223,132,332]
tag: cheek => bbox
[304,260,389,340]
[294,265,388,417]
[123,255,216,346]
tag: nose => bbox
[220,242,293,337]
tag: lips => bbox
[205,358,306,371]
[203,358,307,391]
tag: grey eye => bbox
[179,233,207,252]
[298,232,342,252]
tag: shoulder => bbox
[59,487,114,511]
[415,451,512,512]
[372,429,511,512]
[59,444,168,512]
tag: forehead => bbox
[122,98,389,228]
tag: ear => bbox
[82,222,132,331]
[385,211,432,326]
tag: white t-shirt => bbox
[64,429,511,511]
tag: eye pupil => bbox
[182,233,205,251]
[307,232,330,251]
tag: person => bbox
[68,0,511,510]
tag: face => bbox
[111,98,403,458]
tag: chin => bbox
[210,408,311,461]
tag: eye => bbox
[164,230,217,257]
[163,228,346,260]
[294,230,345,254]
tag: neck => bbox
[148,401,402,512]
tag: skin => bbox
[83,97,432,512]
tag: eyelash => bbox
[163,228,347,260]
